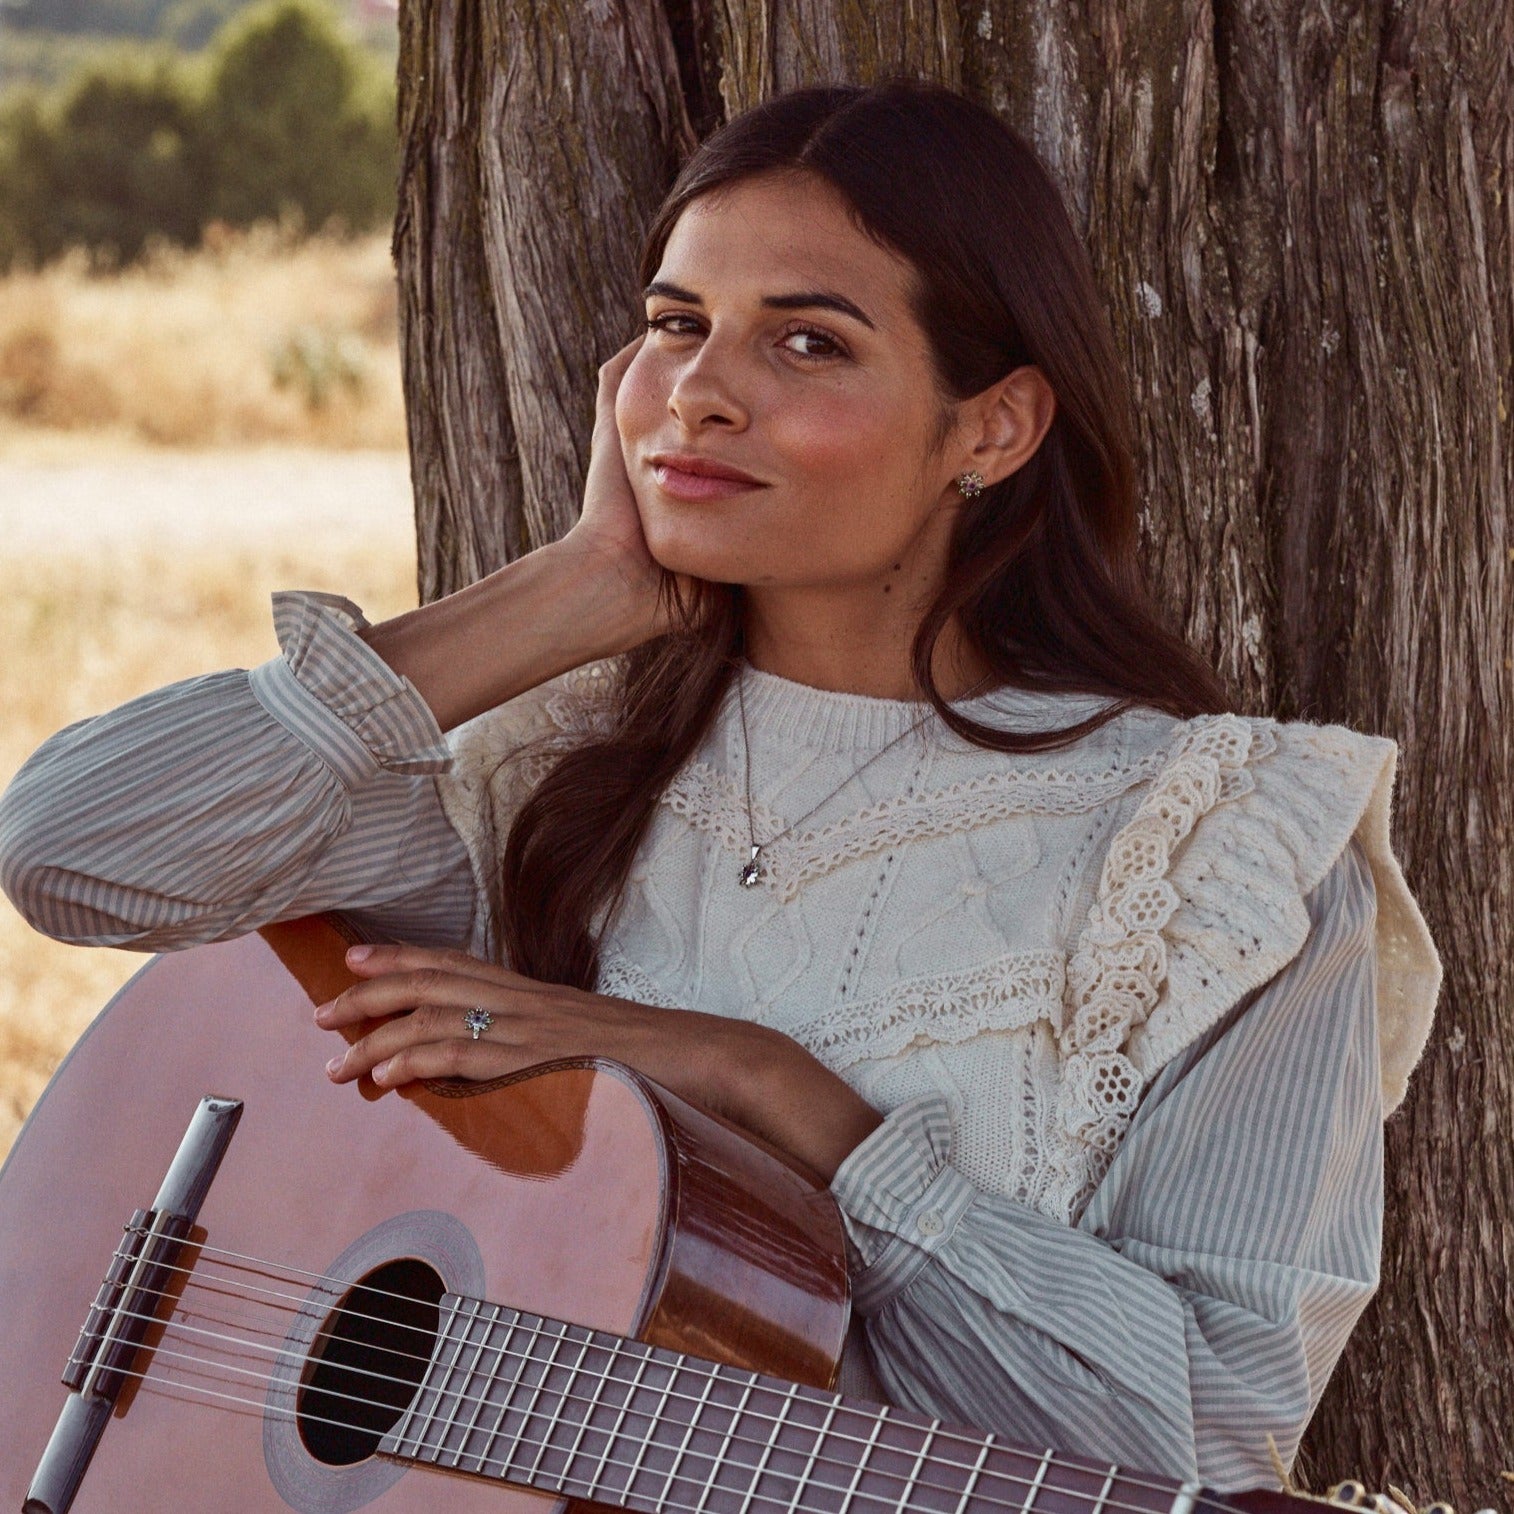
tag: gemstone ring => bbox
[463,1006,495,1041]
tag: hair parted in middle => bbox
[497,77,1236,992]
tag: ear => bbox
[963,365,1057,488]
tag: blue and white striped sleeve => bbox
[829,837,1382,1491]
[0,590,477,952]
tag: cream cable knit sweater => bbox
[436,656,1443,1227]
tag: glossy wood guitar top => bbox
[0,916,850,1513]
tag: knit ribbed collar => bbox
[723,660,1127,753]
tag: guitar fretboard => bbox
[378,1293,1199,1514]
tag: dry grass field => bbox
[0,522,418,1160]
[0,227,421,1160]
[0,223,407,451]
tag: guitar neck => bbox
[378,1293,1198,1514]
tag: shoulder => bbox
[432,657,625,958]
[443,657,623,800]
[1069,708,1440,1118]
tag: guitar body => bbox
[0,918,851,1513]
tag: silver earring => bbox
[956,470,985,498]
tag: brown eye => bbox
[779,324,846,360]
[645,312,701,336]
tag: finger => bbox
[597,332,645,389]
[368,1039,529,1090]
[328,1002,512,1082]
[343,942,513,984]
[317,967,509,1029]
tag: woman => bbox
[0,80,1441,1491]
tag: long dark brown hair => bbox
[499,78,1235,989]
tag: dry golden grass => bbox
[0,222,406,450]
[0,529,417,1160]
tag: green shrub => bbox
[201,0,395,232]
[0,0,396,271]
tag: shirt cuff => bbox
[829,1091,980,1316]
[246,590,452,788]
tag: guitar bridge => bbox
[24,1095,243,1514]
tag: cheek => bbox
[614,352,665,445]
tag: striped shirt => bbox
[0,595,1383,1491]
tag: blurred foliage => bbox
[3,0,279,48]
[0,0,396,271]
[268,323,368,408]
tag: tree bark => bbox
[393,3,1513,1506]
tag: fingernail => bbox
[326,1054,344,1075]
[347,944,374,963]
[314,1001,333,1024]
[372,1060,390,1084]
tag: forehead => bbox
[656,173,917,320]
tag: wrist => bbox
[540,534,662,656]
[359,539,650,731]
[720,1023,883,1184]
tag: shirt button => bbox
[917,1209,945,1237]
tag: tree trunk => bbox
[393,3,1513,1507]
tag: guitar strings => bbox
[114,1219,1234,1514]
[85,1254,1255,1514]
[86,1340,1244,1514]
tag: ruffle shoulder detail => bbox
[1058,712,1441,1189]
[433,658,623,960]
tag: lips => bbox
[647,452,765,485]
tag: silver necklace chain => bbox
[733,663,995,889]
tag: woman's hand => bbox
[557,334,695,641]
[316,941,883,1182]
[355,334,697,732]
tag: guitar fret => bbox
[951,1436,994,1514]
[435,1297,491,1465]
[895,1420,942,1514]
[508,1318,573,1481]
[1092,1464,1120,1514]
[391,1294,464,1461]
[1169,1481,1204,1514]
[523,1324,593,1485]
[583,1342,656,1501]
[655,1356,721,1511]
[557,1334,616,1492]
[691,1373,756,1514]
[739,1384,805,1514]
[835,1404,889,1514]
[475,1311,533,1477]
[619,1350,688,1507]
[447,1300,507,1469]
[1019,1449,1054,1514]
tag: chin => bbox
[640,507,767,585]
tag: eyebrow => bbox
[642,280,877,331]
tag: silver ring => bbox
[463,1007,494,1040]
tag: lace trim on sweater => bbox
[659,752,1173,902]
[787,949,1067,1069]
[1057,716,1275,1192]
[596,944,1068,1071]
[1051,708,1444,1222]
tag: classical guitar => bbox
[0,916,1338,1514]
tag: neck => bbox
[742,590,992,703]
[380,1294,1205,1514]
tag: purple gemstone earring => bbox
[956,470,986,498]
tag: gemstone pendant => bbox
[739,844,763,888]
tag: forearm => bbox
[697,1021,884,1183]
[833,844,1383,1488]
[359,537,658,733]
[0,595,473,950]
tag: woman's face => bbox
[616,171,970,594]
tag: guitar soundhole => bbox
[297,1257,447,1466]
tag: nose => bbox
[666,339,750,433]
